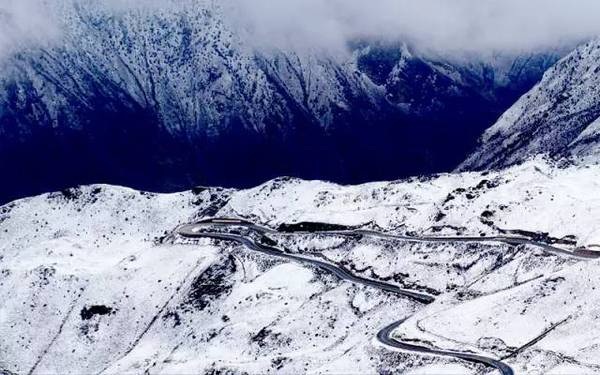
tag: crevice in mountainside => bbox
[27,298,80,375]
[501,316,572,360]
[96,258,215,374]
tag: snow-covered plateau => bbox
[2,157,600,374]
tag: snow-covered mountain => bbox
[461,39,600,171]
[3,158,600,374]
[0,0,560,204]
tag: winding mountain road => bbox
[178,227,435,303]
[192,218,598,260]
[349,230,596,260]
[377,321,514,375]
[176,218,568,375]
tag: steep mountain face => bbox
[460,40,600,171]
[0,0,559,204]
[3,159,600,374]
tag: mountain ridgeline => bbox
[0,1,559,204]
[460,40,600,171]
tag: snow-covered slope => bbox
[0,0,559,204]
[461,39,600,171]
[3,159,600,374]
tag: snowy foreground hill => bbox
[3,158,600,374]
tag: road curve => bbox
[177,219,516,374]
[377,321,514,375]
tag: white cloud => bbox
[1,0,600,59]
[228,0,600,54]
[0,0,60,59]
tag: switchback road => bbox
[177,218,530,374]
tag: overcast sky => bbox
[0,0,59,58]
[1,0,600,58]
[230,0,600,53]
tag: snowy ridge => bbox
[225,157,600,247]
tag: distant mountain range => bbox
[0,0,561,204]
